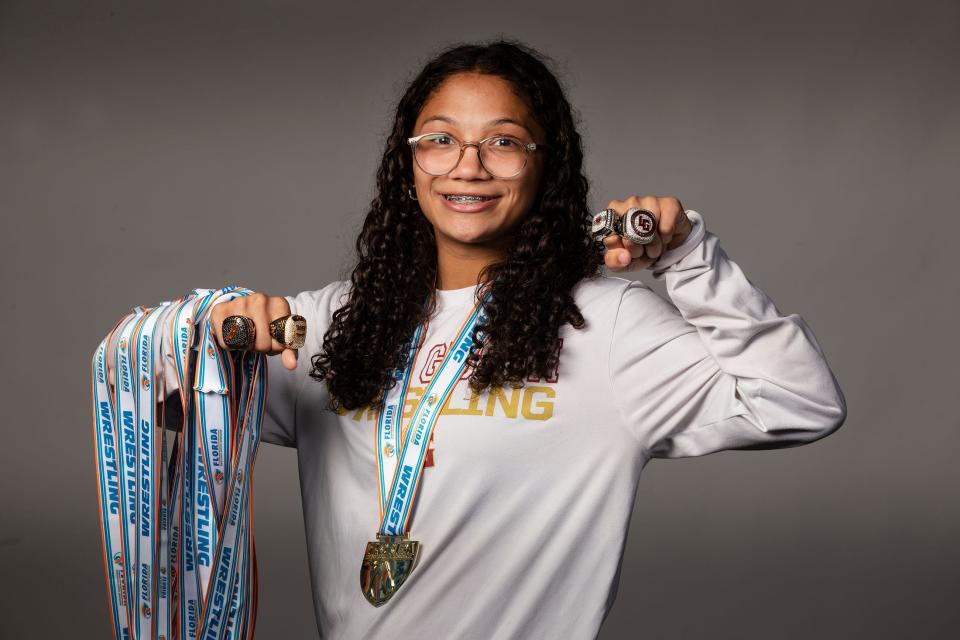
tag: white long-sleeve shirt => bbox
[154,210,847,638]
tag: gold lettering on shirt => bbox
[346,384,557,423]
[442,389,485,417]
[521,386,555,420]
[340,338,564,469]
[486,387,519,418]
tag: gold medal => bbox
[360,534,421,607]
[360,289,491,606]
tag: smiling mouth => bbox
[443,194,500,202]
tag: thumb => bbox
[281,348,298,371]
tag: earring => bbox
[408,188,418,201]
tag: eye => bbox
[490,136,521,148]
[424,133,456,146]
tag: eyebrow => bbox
[420,115,532,135]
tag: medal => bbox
[360,534,422,607]
[360,285,492,606]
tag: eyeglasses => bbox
[407,132,547,179]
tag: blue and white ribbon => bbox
[92,285,266,640]
[376,287,490,537]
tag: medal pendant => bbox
[360,534,421,607]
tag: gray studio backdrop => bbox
[2,1,957,638]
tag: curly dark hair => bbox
[309,37,602,411]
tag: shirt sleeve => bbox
[204,290,321,448]
[257,335,303,447]
[255,293,311,448]
[259,282,353,447]
[646,208,707,274]
[608,211,847,459]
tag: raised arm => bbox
[609,211,847,459]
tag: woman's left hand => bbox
[601,195,694,271]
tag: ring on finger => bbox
[591,208,618,240]
[269,314,307,350]
[222,315,256,350]
[621,207,657,245]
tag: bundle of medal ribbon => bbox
[91,285,305,640]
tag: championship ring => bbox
[621,207,657,245]
[222,315,256,350]
[590,208,618,239]
[360,534,421,607]
[269,314,307,350]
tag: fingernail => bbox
[619,252,630,265]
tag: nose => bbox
[447,143,492,180]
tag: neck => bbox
[435,236,506,290]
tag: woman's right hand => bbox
[210,292,300,371]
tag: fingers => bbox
[602,232,650,269]
[656,196,686,250]
[602,196,659,271]
[280,348,298,371]
[210,302,229,350]
[663,198,692,251]
[248,293,279,353]
[601,195,686,272]
[209,292,298,364]
[603,243,656,270]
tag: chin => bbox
[434,222,502,245]
[446,230,499,246]
[427,207,524,248]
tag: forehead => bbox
[415,72,543,137]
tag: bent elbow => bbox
[802,382,848,444]
[750,380,848,449]
[814,397,847,441]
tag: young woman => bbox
[118,39,846,639]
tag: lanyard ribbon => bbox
[92,285,265,640]
[375,287,491,537]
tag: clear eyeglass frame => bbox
[406,132,547,178]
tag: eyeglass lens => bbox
[413,134,529,178]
